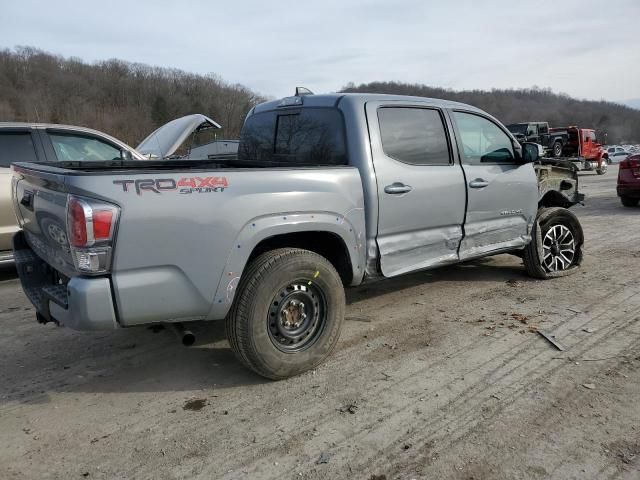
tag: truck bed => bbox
[11,160,367,327]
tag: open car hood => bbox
[136,114,222,159]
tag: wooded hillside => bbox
[1,47,638,146]
[0,47,263,146]
[343,81,640,144]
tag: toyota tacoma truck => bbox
[10,92,584,379]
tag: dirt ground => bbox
[1,166,639,480]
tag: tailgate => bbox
[12,165,77,276]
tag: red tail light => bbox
[67,197,117,247]
[93,210,114,240]
[620,158,639,170]
[66,195,119,274]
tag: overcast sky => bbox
[1,0,639,102]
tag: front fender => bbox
[207,210,365,320]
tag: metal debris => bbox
[538,330,566,351]
[582,383,596,390]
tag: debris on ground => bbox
[582,383,596,390]
[511,313,529,324]
[402,443,412,450]
[506,279,523,287]
[567,308,582,314]
[316,451,333,464]
[608,439,640,465]
[183,398,208,411]
[582,327,595,333]
[538,330,566,351]
[369,475,387,480]
[338,403,358,414]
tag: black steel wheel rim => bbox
[267,280,327,352]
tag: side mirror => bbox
[521,142,541,163]
[120,150,133,161]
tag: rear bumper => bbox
[13,232,118,330]
[617,185,640,198]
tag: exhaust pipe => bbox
[171,323,195,346]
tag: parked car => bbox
[617,154,640,207]
[606,146,630,164]
[10,92,584,379]
[506,121,567,157]
[0,122,147,265]
[136,114,226,159]
[0,115,224,264]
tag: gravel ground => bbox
[1,166,639,480]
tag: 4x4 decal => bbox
[113,177,228,195]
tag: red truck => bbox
[549,126,609,175]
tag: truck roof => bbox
[253,93,485,114]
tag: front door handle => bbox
[384,183,413,194]
[469,178,489,189]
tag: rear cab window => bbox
[0,131,39,167]
[238,108,347,165]
[377,107,451,165]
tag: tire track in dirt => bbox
[206,286,640,479]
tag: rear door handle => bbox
[384,183,412,194]
[469,179,489,189]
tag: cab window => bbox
[0,132,39,167]
[49,133,121,162]
[453,112,515,164]
[377,107,451,165]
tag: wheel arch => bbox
[207,212,365,319]
[539,189,578,209]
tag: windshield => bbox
[238,107,347,165]
[507,124,527,135]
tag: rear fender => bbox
[207,210,365,319]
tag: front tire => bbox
[596,161,607,175]
[621,196,639,207]
[552,141,563,158]
[226,248,345,379]
[523,207,583,279]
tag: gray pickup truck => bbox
[11,92,584,379]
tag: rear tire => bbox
[552,141,563,158]
[226,248,345,380]
[620,196,639,207]
[523,207,583,279]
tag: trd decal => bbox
[114,177,228,195]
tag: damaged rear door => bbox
[367,102,467,277]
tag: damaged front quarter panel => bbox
[535,159,584,208]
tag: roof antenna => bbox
[295,87,314,96]
[33,105,41,122]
